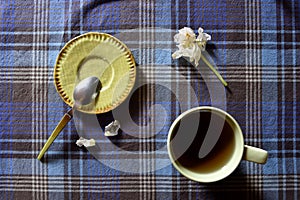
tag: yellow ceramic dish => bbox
[54,32,136,114]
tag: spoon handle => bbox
[37,109,73,160]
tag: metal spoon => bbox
[73,76,102,108]
[37,76,102,160]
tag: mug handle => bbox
[242,145,268,164]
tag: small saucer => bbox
[54,32,136,114]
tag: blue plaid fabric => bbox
[1,0,299,199]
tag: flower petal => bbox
[204,33,211,41]
[198,27,204,34]
[179,27,195,36]
[172,50,183,59]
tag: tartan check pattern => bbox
[0,0,300,199]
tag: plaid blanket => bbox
[0,0,299,199]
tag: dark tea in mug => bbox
[169,110,236,174]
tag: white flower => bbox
[172,27,211,66]
[174,27,196,48]
[172,26,228,87]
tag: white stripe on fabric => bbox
[279,2,287,200]
[2,29,300,35]
[32,0,38,199]
[291,1,298,198]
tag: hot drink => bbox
[170,110,235,174]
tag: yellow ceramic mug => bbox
[167,106,268,183]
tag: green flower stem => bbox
[201,54,228,87]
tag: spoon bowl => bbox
[73,76,102,108]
